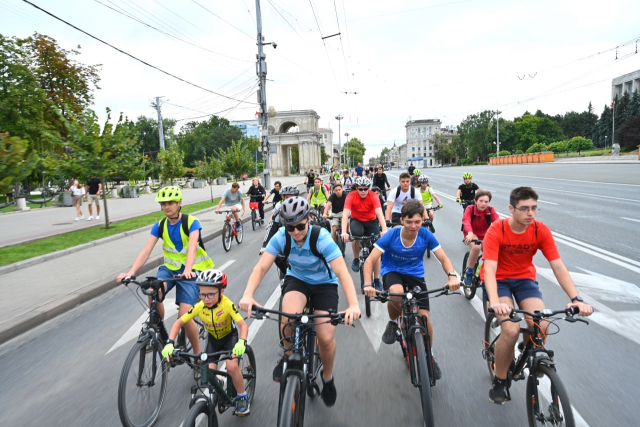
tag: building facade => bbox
[405,119,442,168]
[230,119,260,138]
[612,70,640,101]
[267,110,322,176]
[318,128,334,167]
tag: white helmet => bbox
[196,269,227,288]
[418,174,429,183]
[355,176,371,187]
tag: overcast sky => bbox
[2,0,639,157]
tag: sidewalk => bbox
[553,154,638,164]
[0,176,317,345]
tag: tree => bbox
[379,147,391,163]
[0,133,38,194]
[341,137,366,165]
[595,104,612,147]
[547,140,569,154]
[43,108,143,228]
[526,143,548,153]
[615,116,640,151]
[177,116,244,167]
[129,115,176,160]
[568,136,593,155]
[514,113,564,152]
[157,143,185,184]
[217,139,253,180]
[320,146,329,165]
[581,102,598,142]
[194,155,223,201]
[559,111,583,139]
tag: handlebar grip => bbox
[568,306,579,315]
[487,307,494,313]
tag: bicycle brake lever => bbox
[565,317,589,325]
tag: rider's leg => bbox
[258,201,264,221]
[226,355,245,394]
[386,283,404,320]
[467,243,482,271]
[176,279,202,353]
[331,224,339,243]
[315,311,337,379]
[280,283,308,354]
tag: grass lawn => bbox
[0,198,220,267]
[554,149,631,157]
[0,200,57,213]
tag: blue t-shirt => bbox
[266,225,341,285]
[270,188,282,203]
[375,227,440,277]
[151,217,201,253]
[355,166,364,177]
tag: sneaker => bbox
[272,357,284,382]
[259,247,266,255]
[373,278,383,292]
[235,395,250,416]
[432,356,442,380]
[489,378,509,404]
[87,216,93,221]
[320,373,337,407]
[74,217,80,221]
[96,215,100,220]
[464,268,474,286]
[79,215,84,219]
[351,258,360,272]
[382,321,399,345]
[236,223,242,230]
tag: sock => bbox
[466,267,473,274]
[237,392,247,399]
[494,377,507,384]
[322,374,333,384]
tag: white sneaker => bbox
[96,215,100,220]
[79,215,84,219]
[74,217,80,221]
[87,216,94,221]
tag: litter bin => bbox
[120,186,139,198]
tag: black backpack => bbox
[279,225,332,279]
[471,206,494,227]
[158,214,206,250]
[395,186,416,200]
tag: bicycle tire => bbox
[336,234,345,257]
[235,223,243,244]
[182,400,218,427]
[414,331,435,427]
[526,364,575,427]
[251,210,257,231]
[118,337,168,427]
[481,285,490,319]
[242,345,257,403]
[461,252,477,300]
[222,223,232,252]
[279,377,303,427]
[483,312,500,379]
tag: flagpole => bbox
[611,101,615,149]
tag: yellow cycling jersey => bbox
[180,295,243,340]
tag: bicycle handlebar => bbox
[122,276,191,295]
[372,286,458,303]
[171,349,239,364]
[251,306,348,326]
[349,234,380,242]
[462,239,483,245]
[488,306,589,325]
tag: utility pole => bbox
[611,101,615,150]
[344,132,350,168]
[255,0,273,188]
[336,115,343,167]
[152,97,165,150]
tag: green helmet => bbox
[462,172,472,179]
[413,168,421,176]
[155,185,183,202]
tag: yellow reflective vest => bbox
[161,215,214,271]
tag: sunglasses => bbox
[357,187,370,192]
[286,221,308,232]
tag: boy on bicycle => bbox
[456,172,479,206]
[116,186,214,355]
[410,168,421,188]
[417,174,442,233]
[307,176,330,208]
[215,182,245,230]
[461,189,499,286]
[363,199,460,379]
[259,184,299,256]
[483,186,593,404]
[161,269,250,415]
[322,182,347,246]
[263,180,282,205]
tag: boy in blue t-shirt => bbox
[362,199,460,380]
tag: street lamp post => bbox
[344,132,350,168]
[335,115,343,167]
[604,135,608,149]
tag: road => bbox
[0,163,638,426]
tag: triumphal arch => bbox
[268,110,322,176]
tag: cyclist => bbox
[342,169,354,191]
[263,180,282,205]
[341,177,387,289]
[323,182,347,245]
[456,172,479,207]
[483,186,593,404]
[354,162,364,177]
[246,178,267,225]
[239,197,361,407]
[407,163,415,175]
[461,189,499,286]
[304,169,317,193]
[410,168,421,188]
[418,175,443,233]
[372,166,391,199]
[116,186,214,355]
[330,170,342,189]
[307,176,330,209]
[161,269,250,415]
[371,186,387,214]
[215,182,245,231]
[367,164,375,178]
[363,199,460,379]
[259,184,299,256]
[386,172,424,225]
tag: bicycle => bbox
[422,205,442,259]
[217,210,243,252]
[482,306,589,426]
[172,348,257,426]
[327,213,346,256]
[350,234,380,318]
[460,199,474,212]
[118,276,207,427]
[461,239,490,317]
[308,205,330,233]
[371,286,457,427]
[251,305,347,427]
[249,195,264,231]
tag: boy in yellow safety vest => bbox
[418,175,442,233]
[116,186,214,355]
[307,176,330,208]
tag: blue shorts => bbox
[497,278,543,306]
[155,265,199,306]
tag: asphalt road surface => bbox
[0,163,638,426]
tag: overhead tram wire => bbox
[176,82,259,123]
[170,81,259,119]
[93,0,251,63]
[150,0,211,37]
[190,0,254,40]
[333,0,350,84]
[0,0,81,41]
[120,0,196,43]
[22,0,258,105]
[175,64,255,110]
[308,0,340,87]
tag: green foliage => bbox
[291,145,299,170]
[129,116,176,159]
[499,150,511,156]
[615,116,640,151]
[458,110,496,160]
[0,133,38,194]
[515,149,524,155]
[320,145,329,165]
[433,139,454,162]
[456,158,474,166]
[216,139,253,180]
[515,114,564,152]
[246,136,260,153]
[568,136,593,155]
[526,143,548,153]
[194,155,223,182]
[157,143,185,183]
[342,137,366,164]
[547,141,569,153]
[380,147,391,160]
[177,116,244,167]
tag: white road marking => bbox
[360,295,388,353]
[216,259,236,271]
[538,200,558,205]
[473,172,640,188]
[620,217,640,224]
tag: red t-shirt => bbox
[345,190,380,222]
[462,205,500,240]
[482,219,560,281]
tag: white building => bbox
[612,70,640,101]
[405,119,442,168]
[318,128,334,166]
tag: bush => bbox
[456,158,473,166]
[568,136,593,155]
[526,143,548,153]
[547,141,569,154]
[515,150,524,155]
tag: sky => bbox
[2,0,640,158]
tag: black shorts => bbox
[282,276,339,312]
[350,218,379,237]
[382,272,430,311]
[206,330,238,364]
[391,212,402,225]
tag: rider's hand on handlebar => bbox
[239,295,261,318]
[341,232,350,243]
[567,301,594,317]
[490,302,512,316]
[446,276,461,292]
[363,285,377,298]
[456,198,461,204]
[161,342,174,361]
[341,304,361,326]
[117,272,133,284]
[179,270,196,279]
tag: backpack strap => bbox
[180,214,206,250]
[158,217,167,240]
[282,226,332,279]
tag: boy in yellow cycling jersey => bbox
[162,269,250,416]
[418,175,442,233]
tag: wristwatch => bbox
[447,272,458,278]
[570,296,584,303]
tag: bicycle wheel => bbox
[279,377,303,427]
[481,285,490,319]
[118,337,168,427]
[306,336,321,398]
[182,400,218,427]
[526,364,575,427]
[235,223,243,244]
[483,312,501,379]
[414,331,435,427]
[222,222,232,252]
[359,266,372,317]
[461,252,477,300]
[242,345,257,403]
[336,234,345,257]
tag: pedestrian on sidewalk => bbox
[69,179,85,221]
[85,174,102,221]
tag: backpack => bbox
[471,206,494,227]
[395,186,416,200]
[280,225,332,279]
[158,214,206,250]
